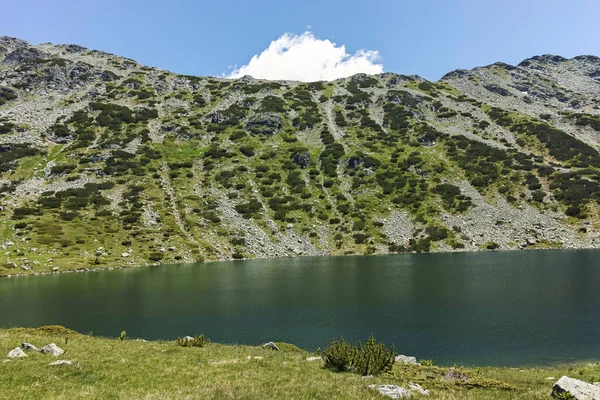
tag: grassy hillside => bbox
[2,326,599,399]
[1,37,600,275]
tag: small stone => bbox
[49,360,72,366]
[262,342,279,351]
[121,252,130,258]
[52,267,59,272]
[409,382,429,395]
[7,347,27,359]
[306,356,321,361]
[41,343,64,357]
[368,384,411,399]
[21,343,39,352]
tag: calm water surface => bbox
[2,250,600,366]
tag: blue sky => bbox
[2,0,599,81]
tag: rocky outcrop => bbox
[245,113,283,135]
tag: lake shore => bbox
[3,242,600,279]
[1,326,598,399]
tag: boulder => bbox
[182,336,194,343]
[395,354,418,364]
[368,385,412,399]
[41,343,64,357]
[21,343,39,352]
[262,342,279,351]
[49,360,72,366]
[7,347,27,359]
[552,376,600,399]
[245,113,283,135]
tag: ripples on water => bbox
[1,249,600,366]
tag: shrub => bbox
[353,335,396,376]
[321,338,356,372]
[149,252,164,262]
[176,334,210,347]
[321,335,396,376]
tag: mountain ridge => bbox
[1,36,600,276]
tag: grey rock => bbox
[408,382,429,395]
[262,342,279,351]
[368,385,412,399]
[552,376,600,399]
[41,343,64,357]
[7,347,27,358]
[49,360,72,366]
[395,354,418,364]
[21,342,40,352]
[245,113,283,135]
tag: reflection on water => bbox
[1,250,600,366]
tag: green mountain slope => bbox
[1,37,600,275]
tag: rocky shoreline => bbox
[3,244,600,279]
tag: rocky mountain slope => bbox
[1,36,600,275]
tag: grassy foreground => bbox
[1,326,599,399]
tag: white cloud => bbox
[226,32,383,82]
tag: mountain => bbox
[1,36,600,275]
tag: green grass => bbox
[1,326,599,399]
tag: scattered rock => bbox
[41,343,64,357]
[246,356,264,360]
[245,113,283,135]
[261,342,279,351]
[49,360,72,366]
[395,354,418,364]
[408,382,429,395]
[552,376,600,399]
[52,267,59,272]
[368,385,412,399]
[306,356,321,362]
[181,336,194,343]
[7,347,27,358]
[21,343,39,352]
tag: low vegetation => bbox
[1,326,598,399]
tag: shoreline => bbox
[3,244,600,279]
[2,325,599,399]
[3,325,600,370]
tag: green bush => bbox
[321,338,355,372]
[321,335,396,376]
[149,252,164,262]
